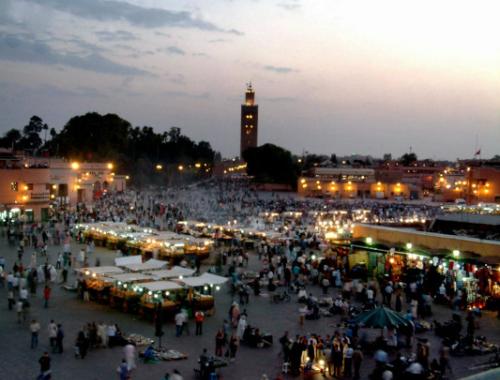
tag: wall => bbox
[353,224,500,258]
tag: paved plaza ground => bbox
[1,238,499,380]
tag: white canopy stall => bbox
[147,266,196,280]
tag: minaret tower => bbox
[240,83,259,157]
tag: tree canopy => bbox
[243,143,299,187]
[0,112,217,186]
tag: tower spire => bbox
[240,83,258,157]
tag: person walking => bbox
[30,319,41,349]
[352,345,363,380]
[195,310,205,336]
[48,320,58,351]
[117,358,129,380]
[38,352,51,380]
[56,324,64,353]
[43,285,51,308]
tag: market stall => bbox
[177,273,228,312]
[139,281,183,321]
[108,273,156,312]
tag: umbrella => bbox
[351,306,411,329]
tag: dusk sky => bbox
[1,0,499,159]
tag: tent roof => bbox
[147,266,195,280]
[178,273,228,287]
[141,281,183,292]
[79,266,124,275]
[121,259,168,272]
[108,273,155,282]
[351,306,411,329]
[115,256,142,266]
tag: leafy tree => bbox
[399,152,418,166]
[0,129,22,149]
[243,143,299,187]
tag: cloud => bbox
[277,1,301,11]
[168,73,185,85]
[25,0,243,34]
[192,52,209,57]
[165,46,185,55]
[208,38,229,44]
[0,81,107,99]
[163,90,210,99]
[155,31,171,37]
[95,30,138,42]
[263,65,298,74]
[0,32,148,76]
[261,96,297,102]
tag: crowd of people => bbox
[0,180,496,380]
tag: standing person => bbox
[38,352,51,380]
[215,329,225,357]
[30,319,41,349]
[43,285,51,308]
[117,359,129,380]
[56,324,64,353]
[124,342,137,372]
[195,310,205,336]
[352,345,363,380]
[7,288,14,310]
[343,343,354,378]
[75,331,89,359]
[61,266,68,283]
[16,299,24,323]
[229,334,239,362]
[174,311,184,337]
[48,320,58,351]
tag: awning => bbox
[115,255,142,266]
[178,273,228,287]
[78,266,124,276]
[141,281,183,292]
[147,266,196,280]
[121,259,168,272]
[108,273,155,282]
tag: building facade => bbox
[0,151,126,222]
[240,83,258,157]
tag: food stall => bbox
[78,266,124,303]
[108,273,156,312]
[139,281,183,321]
[177,273,228,312]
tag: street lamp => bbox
[366,237,373,245]
[178,165,184,171]
[155,164,163,171]
[452,249,460,258]
[71,162,80,170]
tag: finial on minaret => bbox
[246,82,253,92]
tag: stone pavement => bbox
[0,238,499,380]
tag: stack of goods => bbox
[126,334,154,347]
